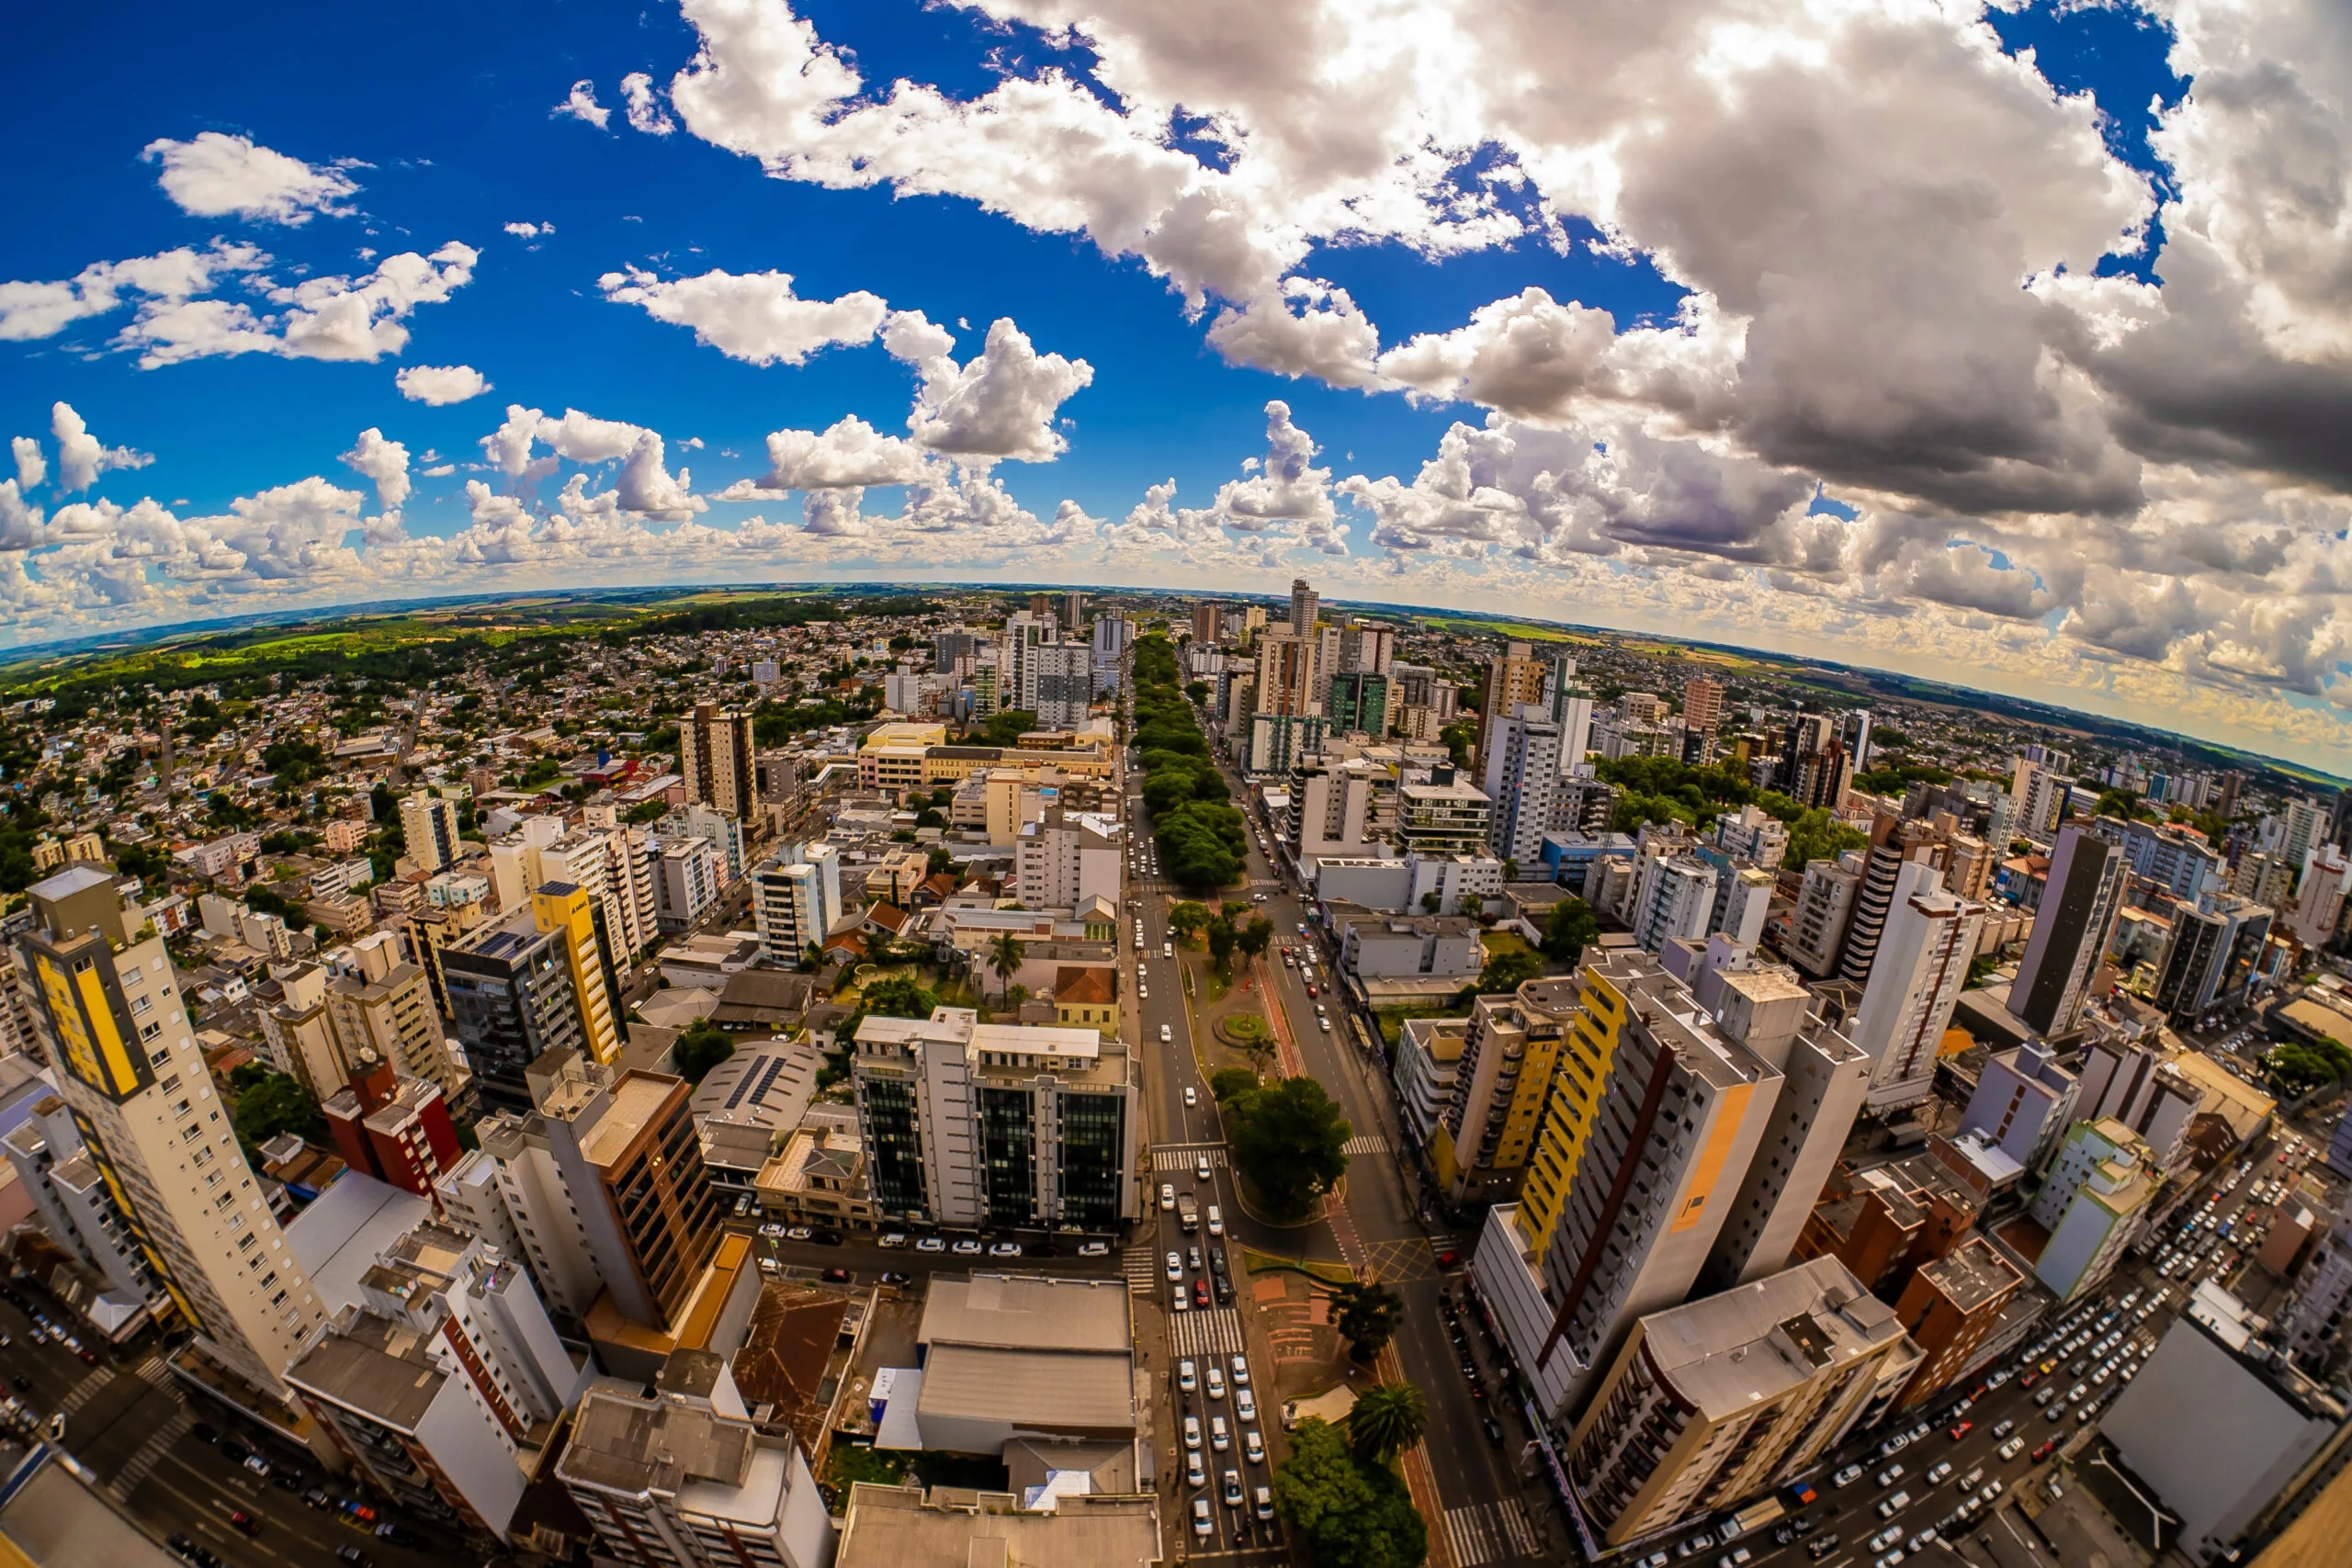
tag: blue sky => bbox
[6,0,2352,772]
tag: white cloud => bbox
[422,463,455,478]
[621,72,676,135]
[721,415,932,497]
[142,132,359,225]
[0,480,40,551]
[12,437,43,491]
[395,363,492,404]
[599,265,890,366]
[340,428,411,511]
[896,317,1093,462]
[503,221,555,240]
[474,404,707,519]
[553,80,611,130]
[121,243,478,367]
[0,240,268,343]
[51,402,151,492]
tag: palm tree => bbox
[1347,1382,1429,1464]
[989,932,1026,1002]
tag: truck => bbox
[1178,1193,1200,1233]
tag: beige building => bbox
[681,702,758,819]
[324,931,458,1100]
[1566,1256,1919,1546]
[15,866,327,1397]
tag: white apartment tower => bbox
[1847,862,1984,1111]
[15,866,327,1396]
[1631,855,1720,953]
[752,842,842,967]
[400,789,459,874]
[1481,705,1564,868]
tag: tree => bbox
[1211,1066,1261,1105]
[989,932,1026,1001]
[1347,1382,1430,1465]
[1271,1417,1430,1568]
[1206,918,1239,977]
[1329,1280,1405,1363]
[673,1026,736,1086]
[1168,901,1214,942]
[1237,917,1274,962]
[1229,1075,1351,1217]
[1439,720,1476,771]
[1472,946,1545,996]
[860,976,939,1019]
[1419,890,1443,914]
[1185,681,1211,704]
[926,845,956,875]
[1541,897,1600,964]
[980,708,1040,747]
[231,1072,322,1156]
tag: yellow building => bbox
[859,721,948,794]
[1518,953,1643,1264]
[1435,976,1579,1203]
[531,881,623,1066]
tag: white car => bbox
[1230,1355,1250,1386]
[1211,1416,1229,1451]
[1206,1366,1227,1401]
[1196,1155,1213,1181]
[1186,1450,1206,1488]
[1161,1024,1173,1043]
[1184,1087,1198,1108]
[1167,1252,1184,1281]
[1178,1359,1197,1393]
[1193,1498,1213,1538]
[1223,1469,1244,1506]
[1183,1416,1202,1450]
[1237,1388,1257,1423]
[1207,1204,1224,1235]
[1244,1428,1265,1465]
[1160,1183,1177,1212]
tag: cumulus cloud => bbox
[599,265,890,366]
[142,132,360,224]
[553,80,611,130]
[120,243,478,367]
[395,363,492,404]
[620,72,676,135]
[475,403,706,519]
[340,428,411,511]
[720,415,932,498]
[51,402,151,492]
[895,317,1093,462]
[0,240,268,342]
[12,437,43,491]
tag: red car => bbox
[1950,1420,1973,1441]
[1193,1279,1209,1308]
[1435,1250,1463,1270]
[1305,984,1317,998]
[2031,1439,2058,1462]
[228,1511,260,1536]
[2020,1371,2041,1389]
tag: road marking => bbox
[108,1406,193,1498]
[1124,1247,1161,1294]
[1343,1134,1389,1155]
[1168,1306,1250,1360]
[57,1366,115,1416]
[1153,1147,1229,1172]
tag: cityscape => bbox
[7,3,2352,1568]
[0,579,2345,1568]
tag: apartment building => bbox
[1847,863,1984,1111]
[680,703,758,818]
[1437,976,1581,1204]
[1631,855,1718,954]
[454,1113,605,1322]
[653,835,729,931]
[324,931,458,1100]
[557,1385,834,1568]
[852,1008,1139,1233]
[752,841,842,968]
[1012,811,1120,909]
[1396,768,1493,857]
[1892,1237,2027,1406]
[1784,855,1861,979]
[1954,1038,2080,1171]
[15,865,328,1396]
[1566,1257,1916,1546]
[322,1055,462,1199]
[2030,1118,2159,1303]
[1476,642,1547,764]
[0,1092,167,1313]
[399,789,459,874]
[444,883,622,1113]
[2152,892,2275,1023]
[2012,823,2130,1038]
[1481,706,1563,867]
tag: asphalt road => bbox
[0,1284,472,1568]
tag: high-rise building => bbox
[1060,589,1086,629]
[1335,619,1395,677]
[1840,709,1873,778]
[557,1384,835,1568]
[679,704,757,819]
[453,1114,605,1320]
[1476,642,1546,769]
[288,1216,588,1541]
[1564,1256,1917,1546]
[399,789,459,874]
[1191,601,1222,646]
[1681,676,1724,735]
[1253,628,1317,716]
[1783,854,1862,978]
[1480,706,1563,868]
[2030,1118,2159,1302]
[2151,892,2275,1023]
[852,1008,1138,1233]
[1847,862,1984,1111]
[1629,855,1719,953]
[1088,615,1131,695]
[1437,976,1580,1204]
[325,930,460,1100]
[14,865,327,1396]
[752,841,842,967]
[2011,757,2072,843]
[443,882,623,1112]
[1476,953,1783,1420]
[1,1091,169,1313]
[1835,812,1948,986]
[322,1054,462,1198]
[2289,840,2352,950]
[1326,670,1390,737]
[1891,1237,2027,1406]
[1029,639,1093,728]
[2012,823,2130,1037]
[1288,577,1318,637]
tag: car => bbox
[915,1236,945,1253]
[1193,1497,1215,1539]
[1950,1420,1973,1440]
[1168,1251,1185,1280]
[2035,1387,2058,1406]
[1873,1553,1905,1568]
[218,1439,251,1464]
[1980,1479,2006,1504]
[6,1376,26,1394]
[1483,1415,1505,1445]
[1160,1183,1177,1212]
[988,1241,1023,1258]
[1879,1433,1910,1459]
[1925,1461,1953,1484]
[1436,1249,1463,1270]
[1718,1551,1753,1568]
[2000,1436,2027,1460]
[1196,1155,1213,1181]
[879,1270,912,1286]
[782,1225,810,1241]
[2032,1438,2059,1461]
[1207,1366,1227,1401]
[1870,1528,1903,1553]
[1193,1278,1209,1307]
[189,1421,218,1444]
[1245,1427,1266,1464]
[808,1228,845,1247]
[304,1488,334,1510]
[1171,1283,1189,1312]
[1305,984,1317,998]
[1211,1416,1230,1451]
[243,1453,272,1479]
[1184,1086,1198,1108]
[1231,1354,1250,1386]
[73,1348,96,1366]
[227,1510,259,1536]
[1224,1468,1245,1506]
[1256,1483,1276,1521]
[273,1468,306,1492]
[820,1266,852,1283]
[1208,1204,1225,1235]
[1184,1416,1202,1450]
[1186,1450,1206,1488]
[1237,1387,1257,1423]
[1957,1467,1983,1492]
[375,1524,424,1549]
[877,1232,908,1248]
[951,1238,985,1256]
[1877,1464,1905,1488]
[1878,1491,1911,1518]
[1189,1246,1203,1271]
[1808,1537,1842,1562]
[335,1549,371,1568]
[2020,1371,2042,1389]
[1906,1532,1939,1555]
[1161,1024,1173,1043]
[1833,1464,1866,1487]
[2067,1382,2089,1404]
[1078,1240,1110,1257]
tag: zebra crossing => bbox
[1444,1497,1544,1567]
[1343,1134,1388,1156]
[1167,1304,1249,1361]
[1122,1246,1160,1294]
[131,1351,175,1391]
[55,1367,114,1417]
[1151,1145,1228,1172]
[109,1405,191,1499]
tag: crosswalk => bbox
[1122,1247,1161,1295]
[1168,1304,1249,1360]
[1152,1145,1228,1172]
[109,1405,192,1499]
[56,1367,113,1417]
[1444,1497,1544,1567]
[1343,1134,1388,1156]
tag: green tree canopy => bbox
[1206,917,1239,977]
[860,976,939,1019]
[1347,1382,1430,1465]
[1237,916,1275,961]
[980,709,1041,747]
[1329,1280,1406,1363]
[1229,1075,1351,1217]
[1272,1417,1429,1568]
[1541,897,1600,964]
[1469,946,1545,998]
[673,1025,736,1085]
[988,932,1027,999]
[1169,901,1214,942]
[231,1072,322,1157]
[1211,1066,1261,1105]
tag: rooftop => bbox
[835,1482,1159,1568]
[1915,1237,2027,1314]
[284,1308,447,1431]
[1641,1256,1909,1422]
[920,1273,1132,1354]
[579,1072,683,1168]
[557,1387,757,1499]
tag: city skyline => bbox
[5,2,2352,772]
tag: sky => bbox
[4,1,2352,770]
